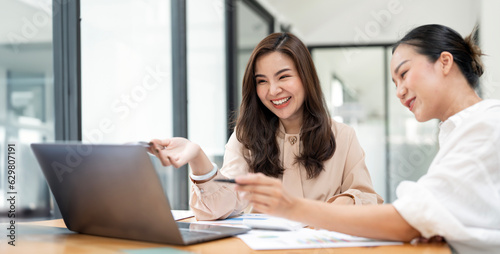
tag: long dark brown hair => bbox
[235,32,335,179]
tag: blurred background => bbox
[1,0,499,220]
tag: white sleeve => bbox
[393,114,500,252]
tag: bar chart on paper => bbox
[238,228,403,250]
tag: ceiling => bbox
[257,0,479,45]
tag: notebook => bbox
[30,143,250,245]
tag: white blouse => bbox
[393,99,500,254]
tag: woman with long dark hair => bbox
[150,32,382,220]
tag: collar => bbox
[276,120,302,138]
[438,100,496,143]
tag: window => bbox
[80,0,173,144]
[0,0,54,218]
[312,46,388,199]
[187,0,227,167]
[80,0,184,207]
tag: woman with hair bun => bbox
[236,24,500,254]
[149,32,382,220]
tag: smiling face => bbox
[255,52,305,133]
[391,44,448,122]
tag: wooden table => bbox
[0,219,451,254]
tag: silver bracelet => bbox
[189,162,218,181]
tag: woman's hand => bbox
[149,138,201,168]
[235,173,299,218]
[149,138,214,176]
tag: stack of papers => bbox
[238,228,403,250]
[194,213,402,250]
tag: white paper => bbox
[242,214,305,231]
[237,228,403,250]
[171,210,194,221]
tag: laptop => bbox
[30,143,250,245]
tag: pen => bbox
[214,179,237,184]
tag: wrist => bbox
[285,196,304,221]
[188,145,213,175]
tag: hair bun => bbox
[464,30,484,78]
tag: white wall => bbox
[0,0,52,45]
[480,0,500,100]
[259,0,479,46]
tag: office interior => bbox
[1,0,500,220]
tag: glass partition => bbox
[312,47,387,199]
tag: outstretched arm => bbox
[235,173,420,242]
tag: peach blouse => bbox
[190,120,383,220]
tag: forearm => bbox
[288,200,420,242]
[188,144,214,175]
[234,173,417,241]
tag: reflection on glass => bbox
[0,0,54,219]
[313,47,387,199]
